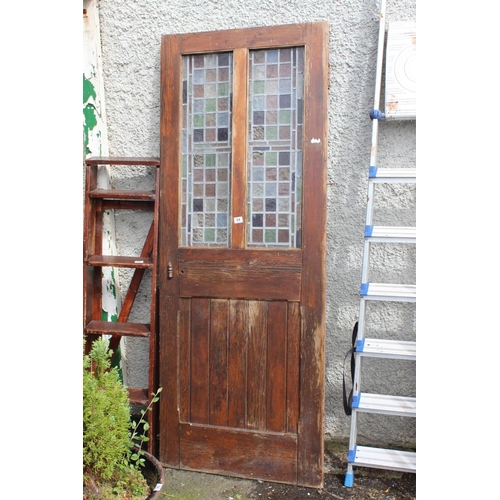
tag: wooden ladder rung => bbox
[85,156,160,166]
[89,189,155,200]
[128,388,150,406]
[85,320,151,338]
[87,255,154,269]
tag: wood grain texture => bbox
[178,248,301,301]
[296,21,329,488]
[227,300,248,429]
[178,299,299,434]
[246,301,268,430]
[209,299,229,426]
[158,33,183,467]
[180,424,297,484]
[158,22,328,487]
[83,159,161,454]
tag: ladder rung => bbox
[85,320,151,338]
[101,199,155,211]
[360,283,416,302]
[89,189,155,200]
[87,255,154,269]
[385,112,416,121]
[348,446,416,473]
[356,338,416,360]
[86,156,160,166]
[369,167,416,183]
[352,393,416,417]
[128,387,150,406]
[365,225,416,243]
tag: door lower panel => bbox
[179,423,298,484]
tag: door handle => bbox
[167,261,173,279]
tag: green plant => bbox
[83,338,161,499]
[129,387,162,469]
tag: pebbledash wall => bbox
[92,0,416,447]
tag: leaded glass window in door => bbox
[181,52,233,247]
[247,47,304,248]
[181,47,304,249]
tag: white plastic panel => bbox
[385,21,416,120]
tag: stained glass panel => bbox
[247,47,304,248]
[181,53,233,247]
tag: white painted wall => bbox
[83,1,123,325]
[95,0,416,446]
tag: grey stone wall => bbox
[98,0,416,446]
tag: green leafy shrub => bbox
[83,338,161,498]
[83,338,131,481]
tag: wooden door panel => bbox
[209,299,230,426]
[178,248,302,300]
[179,297,300,433]
[179,424,297,483]
[246,300,267,430]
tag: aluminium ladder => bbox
[83,156,160,455]
[344,1,416,487]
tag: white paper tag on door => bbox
[234,216,243,224]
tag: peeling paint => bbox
[83,73,101,156]
[84,1,124,379]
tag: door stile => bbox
[296,21,329,488]
[231,48,249,249]
[159,33,182,467]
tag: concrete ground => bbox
[154,442,416,500]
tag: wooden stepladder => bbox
[83,156,160,454]
[343,0,416,487]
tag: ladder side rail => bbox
[362,0,387,283]
[345,0,388,488]
[345,408,359,486]
[346,298,367,484]
[84,163,99,351]
[92,199,104,322]
[368,0,387,169]
[372,0,387,115]
[357,0,387,404]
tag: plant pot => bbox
[136,448,165,500]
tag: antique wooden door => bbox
[158,22,328,488]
